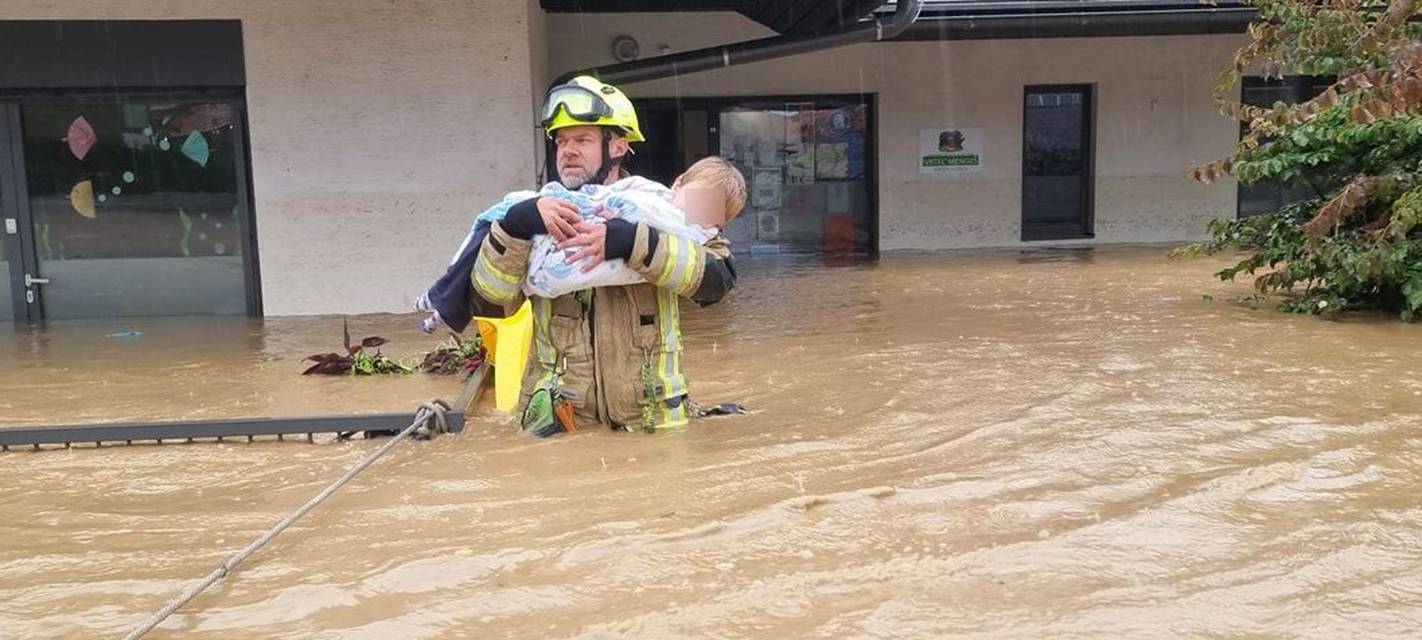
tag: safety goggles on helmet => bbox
[540,84,614,129]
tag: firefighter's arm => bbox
[468,199,542,306]
[607,219,737,305]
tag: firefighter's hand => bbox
[559,222,609,272]
[536,198,581,242]
[562,219,637,272]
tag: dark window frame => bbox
[1,87,262,321]
[629,92,881,256]
[1236,75,1334,218]
[1021,84,1096,242]
[1,20,257,323]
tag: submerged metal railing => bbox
[0,363,490,451]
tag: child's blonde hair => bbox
[675,156,748,224]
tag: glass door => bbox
[2,104,29,323]
[3,93,257,322]
[718,96,875,256]
[0,214,12,322]
[1021,85,1095,241]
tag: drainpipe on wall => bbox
[552,0,923,88]
[538,1,920,184]
[895,7,1257,40]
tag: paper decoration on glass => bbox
[816,143,848,179]
[178,208,193,257]
[69,180,97,218]
[817,106,866,179]
[785,102,816,185]
[751,167,782,209]
[182,132,210,167]
[66,116,97,161]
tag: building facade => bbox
[1,1,1252,323]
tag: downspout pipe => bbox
[894,7,1257,40]
[552,0,922,88]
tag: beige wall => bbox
[548,12,1244,250]
[526,0,552,181]
[0,6,1248,316]
[2,1,542,315]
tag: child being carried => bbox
[417,156,747,333]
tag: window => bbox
[1237,76,1334,218]
[1022,85,1094,241]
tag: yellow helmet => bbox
[541,75,644,143]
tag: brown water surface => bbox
[3,246,1420,639]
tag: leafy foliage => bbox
[418,333,486,377]
[303,319,411,375]
[1184,0,1422,319]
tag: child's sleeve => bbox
[474,190,540,226]
[445,190,539,266]
[471,213,536,307]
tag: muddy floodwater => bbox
[3,246,1421,639]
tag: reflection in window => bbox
[21,97,250,318]
[23,100,242,260]
[1237,76,1333,218]
[1023,86,1093,240]
[718,99,872,255]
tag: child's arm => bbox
[418,190,539,332]
[469,200,539,306]
[472,195,583,305]
[418,219,500,333]
[452,190,539,264]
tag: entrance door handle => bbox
[24,273,50,286]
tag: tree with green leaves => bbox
[1182,0,1422,319]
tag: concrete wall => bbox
[548,12,1244,250]
[2,1,542,315]
[526,0,552,181]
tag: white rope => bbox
[120,400,451,640]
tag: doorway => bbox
[632,94,877,256]
[1,93,259,323]
[1,20,255,325]
[1021,85,1095,241]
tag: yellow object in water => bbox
[474,300,533,413]
[70,180,96,219]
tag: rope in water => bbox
[120,399,452,640]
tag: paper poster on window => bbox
[785,102,816,184]
[751,167,782,209]
[787,111,816,183]
[920,128,983,174]
[787,155,815,184]
[757,211,780,243]
[720,110,773,169]
[815,143,848,179]
[816,107,860,143]
[818,106,866,178]
[750,138,777,167]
